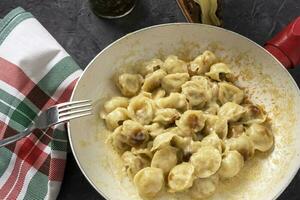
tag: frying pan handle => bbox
[264,16,300,69]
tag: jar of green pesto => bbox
[89,0,137,19]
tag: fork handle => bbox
[0,125,34,148]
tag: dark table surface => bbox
[1,0,300,199]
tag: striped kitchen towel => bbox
[0,7,82,200]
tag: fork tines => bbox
[57,100,93,122]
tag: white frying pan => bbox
[68,18,300,200]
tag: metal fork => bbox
[0,100,92,148]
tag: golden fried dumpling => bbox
[153,108,181,126]
[104,108,129,130]
[176,110,206,136]
[156,92,189,111]
[162,55,188,74]
[122,151,150,177]
[151,146,178,174]
[134,167,164,197]
[246,123,274,152]
[218,82,244,105]
[218,150,244,178]
[190,146,222,178]
[168,162,195,192]
[161,73,190,93]
[205,63,234,81]
[128,95,154,125]
[225,134,255,160]
[117,73,143,97]
[189,174,219,199]
[142,69,167,92]
[218,102,246,122]
[188,50,217,75]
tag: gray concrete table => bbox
[0,0,299,199]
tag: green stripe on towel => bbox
[0,89,39,121]
[0,7,26,33]
[0,147,13,177]
[0,11,33,45]
[23,171,48,200]
[37,56,80,97]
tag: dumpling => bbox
[151,129,188,151]
[144,123,164,137]
[103,97,129,113]
[228,123,245,138]
[218,82,244,105]
[168,162,195,192]
[190,75,210,82]
[201,133,224,153]
[203,114,228,139]
[122,151,150,177]
[204,102,220,115]
[153,108,181,126]
[189,174,219,199]
[104,108,129,130]
[246,123,274,152]
[171,132,193,150]
[191,76,219,100]
[151,146,178,174]
[188,50,217,75]
[240,104,267,124]
[225,134,255,160]
[139,91,152,98]
[142,69,167,92]
[205,63,234,81]
[218,150,244,178]
[176,110,206,136]
[121,120,150,148]
[210,82,220,101]
[189,141,203,154]
[117,73,143,97]
[139,58,163,76]
[152,88,166,99]
[128,95,154,125]
[161,73,190,93]
[151,131,176,151]
[190,146,222,178]
[156,93,189,111]
[110,126,131,153]
[134,167,164,197]
[173,139,201,161]
[162,55,188,74]
[181,80,211,108]
[218,102,246,122]
[132,146,153,160]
